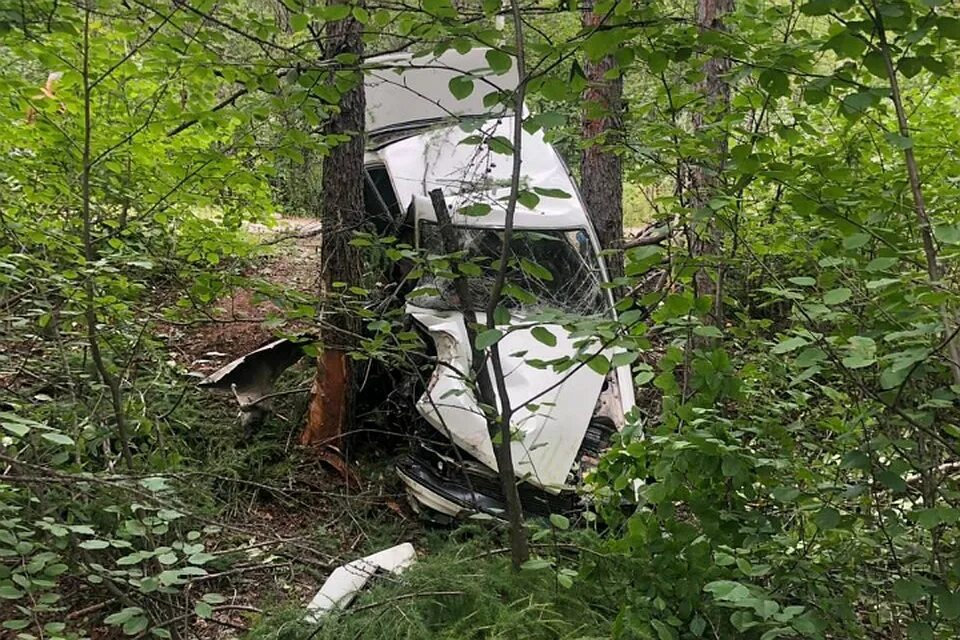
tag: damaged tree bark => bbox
[302,1,366,448]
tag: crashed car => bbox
[363,49,636,519]
[201,48,636,520]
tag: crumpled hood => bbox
[409,306,607,492]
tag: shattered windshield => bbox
[414,222,606,315]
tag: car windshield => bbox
[415,222,607,315]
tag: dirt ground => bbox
[166,216,322,377]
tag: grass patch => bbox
[244,530,612,640]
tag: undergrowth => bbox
[245,530,611,640]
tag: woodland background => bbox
[2,0,960,638]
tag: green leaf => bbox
[289,13,308,31]
[520,258,553,281]
[532,187,571,199]
[1,421,29,437]
[0,585,24,599]
[893,578,926,604]
[40,432,74,446]
[448,75,475,100]
[539,78,567,101]
[842,91,878,113]
[689,616,706,636]
[772,336,808,354]
[520,558,551,570]
[862,50,888,78]
[822,288,851,305]
[934,224,960,244]
[840,450,870,470]
[549,513,570,530]
[843,233,870,249]
[772,486,801,502]
[759,69,790,97]
[842,336,876,369]
[104,607,143,626]
[460,202,491,217]
[202,592,227,604]
[788,277,816,287]
[516,190,540,209]
[938,591,960,620]
[920,55,949,76]
[475,329,503,351]
[3,619,30,630]
[611,351,638,368]
[195,601,213,619]
[704,580,750,602]
[485,49,513,75]
[899,57,923,77]
[883,132,913,149]
[694,325,723,338]
[651,619,678,640]
[800,0,834,15]
[878,469,907,493]
[123,615,149,635]
[814,507,841,530]
[937,16,960,40]
[531,326,557,347]
[586,354,611,376]
[866,256,897,271]
[187,552,215,565]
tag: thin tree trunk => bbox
[874,10,960,387]
[872,2,954,558]
[687,0,733,327]
[580,0,624,283]
[482,0,531,569]
[302,1,366,448]
[81,0,133,469]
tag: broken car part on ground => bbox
[200,48,636,520]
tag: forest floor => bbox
[167,216,321,377]
[159,216,433,639]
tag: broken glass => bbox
[414,222,606,316]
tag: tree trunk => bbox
[301,2,366,448]
[580,0,624,282]
[687,0,733,326]
[873,12,960,387]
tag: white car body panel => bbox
[408,308,619,492]
[304,543,417,622]
[378,117,588,231]
[365,48,519,135]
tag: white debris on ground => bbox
[304,542,418,623]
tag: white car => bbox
[364,49,636,519]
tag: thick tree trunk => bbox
[580,1,624,282]
[301,2,366,448]
[687,0,733,326]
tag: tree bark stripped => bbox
[687,0,733,326]
[302,1,366,448]
[580,0,625,282]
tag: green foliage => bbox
[246,533,610,640]
[2,0,960,637]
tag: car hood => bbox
[409,306,611,492]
